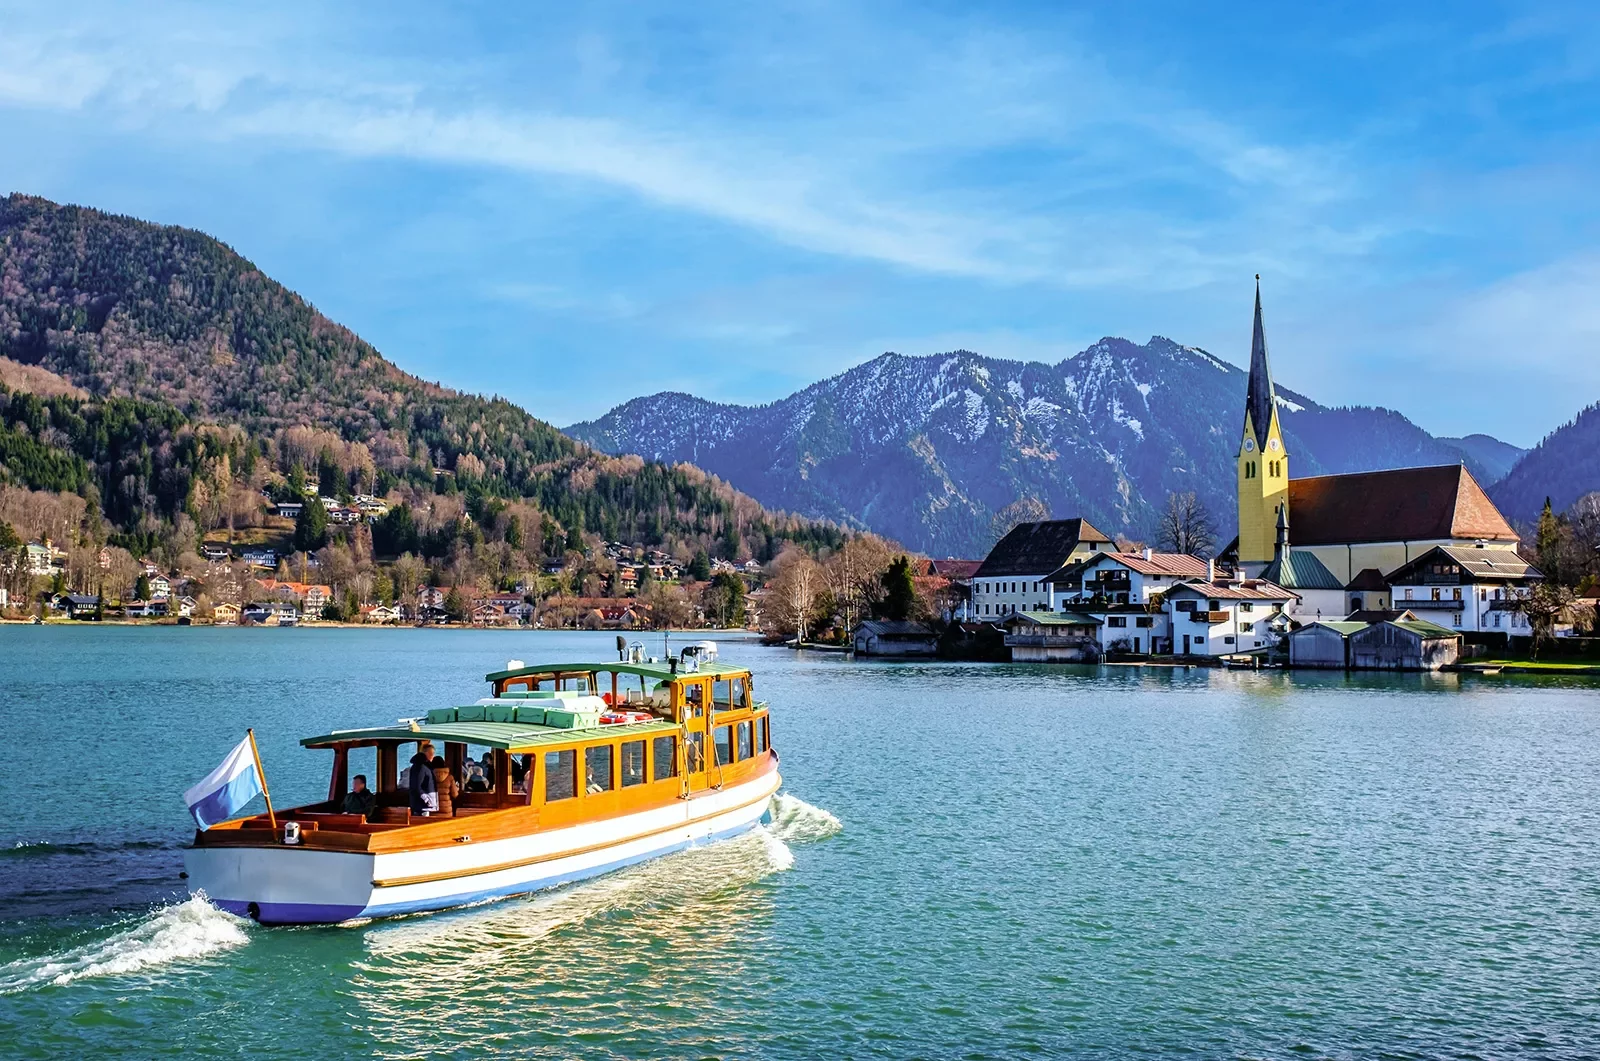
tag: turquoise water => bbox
[1,627,1599,1058]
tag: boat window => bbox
[651,735,677,781]
[684,681,708,713]
[544,750,577,802]
[621,740,646,787]
[585,745,613,794]
[760,716,770,753]
[686,732,705,773]
[713,679,734,711]
[714,725,732,766]
[736,721,752,761]
[754,716,766,756]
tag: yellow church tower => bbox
[1236,277,1288,567]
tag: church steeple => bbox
[1236,276,1290,569]
[1245,277,1277,450]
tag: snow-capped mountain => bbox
[566,337,1502,555]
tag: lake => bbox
[1,625,1598,1058]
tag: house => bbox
[1163,578,1296,656]
[1348,619,1461,670]
[1343,569,1391,615]
[241,549,278,570]
[244,600,299,625]
[971,518,1114,619]
[54,592,100,619]
[148,574,172,600]
[25,542,55,576]
[1227,281,1522,585]
[853,620,939,657]
[1286,621,1368,669]
[1090,605,1168,655]
[1048,549,1211,607]
[1002,611,1102,663]
[416,586,446,610]
[200,543,231,562]
[126,599,170,618]
[1384,545,1542,634]
[213,602,241,625]
[276,501,304,520]
[360,604,400,625]
[174,595,199,617]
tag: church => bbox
[1223,281,1521,612]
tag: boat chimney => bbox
[616,635,628,661]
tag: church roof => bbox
[1259,548,1343,590]
[975,518,1113,577]
[1286,465,1517,547]
[1244,279,1277,450]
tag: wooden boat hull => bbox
[185,771,782,925]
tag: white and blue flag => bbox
[184,736,264,829]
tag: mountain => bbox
[568,338,1510,556]
[0,193,841,561]
[1490,403,1600,520]
[1438,434,1525,484]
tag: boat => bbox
[184,650,781,924]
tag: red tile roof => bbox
[1101,552,1212,577]
[1287,465,1517,547]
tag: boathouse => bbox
[1348,619,1460,671]
[1002,611,1101,663]
[1286,620,1366,668]
[853,620,938,657]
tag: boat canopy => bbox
[300,718,677,752]
[484,660,752,683]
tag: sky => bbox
[1,1,1597,446]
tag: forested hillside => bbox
[0,194,842,582]
[1491,403,1600,520]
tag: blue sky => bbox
[1,1,1597,446]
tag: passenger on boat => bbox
[343,774,376,820]
[464,762,490,793]
[408,742,436,815]
[431,756,459,818]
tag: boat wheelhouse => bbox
[184,656,780,924]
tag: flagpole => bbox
[247,728,278,833]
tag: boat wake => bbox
[0,895,250,994]
[767,791,843,845]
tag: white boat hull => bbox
[185,771,781,924]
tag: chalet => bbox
[54,592,101,619]
[276,501,304,520]
[1048,549,1211,607]
[1002,611,1102,663]
[148,574,172,600]
[1228,281,1521,584]
[25,542,55,576]
[853,620,939,657]
[1384,545,1542,634]
[126,599,170,618]
[972,519,1114,619]
[1163,578,1296,656]
[175,595,199,617]
[201,543,231,562]
[137,556,160,577]
[417,586,447,610]
[360,604,400,625]
[213,602,241,625]
[241,549,278,570]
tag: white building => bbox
[1163,579,1296,656]
[1046,549,1212,608]
[1384,545,1542,634]
[970,519,1113,620]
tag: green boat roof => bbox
[300,718,678,752]
[484,660,752,683]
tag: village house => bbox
[853,620,939,657]
[1048,549,1212,607]
[25,541,56,576]
[971,518,1114,619]
[1383,545,1542,634]
[212,602,241,625]
[275,501,303,520]
[201,543,231,562]
[148,574,172,600]
[1162,578,1296,656]
[360,604,400,625]
[126,599,170,618]
[53,592,101,619]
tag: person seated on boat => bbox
[408,741,437,815]
[342,774,377,820]
[510,755,526,790]
[463,762,491,793]
[431,755,459,818]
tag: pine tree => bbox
[689,549,711,581]
[879,555,917,621]
[294,496,329,552]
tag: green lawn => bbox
[1470,658,1600,672]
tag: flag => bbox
[184,735,264,829]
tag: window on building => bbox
[1432,588,1441,601]
[737,721,752,760]
[652,735,678,781]
[1208,600,1220,610]
[1239,602,1253,612]
[621,740,646,787]
[1452,588,1461,601]
[545,749,576,802]
[1224,636,1236,644]
[585,745,613,793]
[1136,616,1153,628]
[1176,600,1196,612]
[1107,616,1127,628]
[713,725,732,766]
[1404,588,1413,600]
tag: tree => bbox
[372,504,419,556]
[879,555,918,621]
[764,548,822,643]
[1157,491,1217,557]
[825,536,896,634]
[134,573,152,602]
[294,495,329,552]
[442,586,468,623]
[705,571,747,628]
[990,497,1050,543]
[689,549,711,582]
[1504,582,1586,658]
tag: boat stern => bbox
[184,844,377,924]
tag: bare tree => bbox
[1504,583,1592,657]
[990,497,1050,544]
[825,536,896,634]
[1157,491,1217,557]
[764,547,823,643]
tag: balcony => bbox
[1190,611,1229,623]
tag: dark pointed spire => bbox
[1275,502,1289,559]
[1245,275,1276,450]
